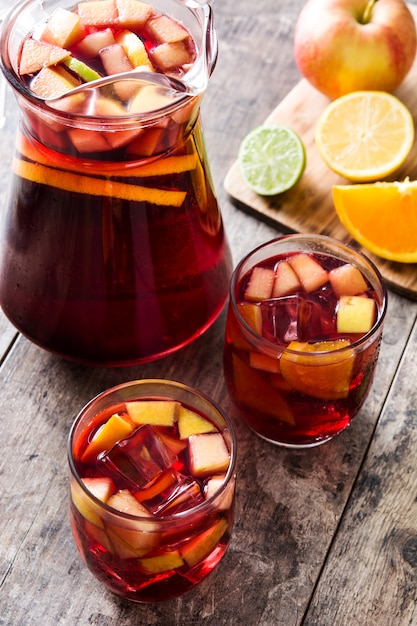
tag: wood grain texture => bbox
[225,5,417,299]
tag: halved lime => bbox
[238,124,306,196]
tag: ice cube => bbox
[260,295,314,344]
[137,467,204,515]
[100,424,178,491]
[98,424,204,515]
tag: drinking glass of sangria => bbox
[224,234,387,448]
[0,0,232,365]
[68,379,236,602]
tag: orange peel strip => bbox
[16,132,197,177]
[13,158,186,207]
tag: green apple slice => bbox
[64,56,101,82]
[126,400,179,426]
[178,406,217,439]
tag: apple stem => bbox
[361,0,377,24]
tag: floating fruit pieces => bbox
[280,339,355,401]
[72,397,233,572]
[19,0,195,88]
[238,124,306,195]
[333,179,417,263]
[234,253,380,401]
[315,91,414,182]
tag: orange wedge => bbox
[280,340,355,401]
[13,158,186,207]
[16,132,197,178]
[315,91,414,182]
[333,180,417,263]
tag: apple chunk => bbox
[115,29,154,68]
[146,15,190,44]
[188,433,230,477]
[244,266,275,301]
[75,28,115,57]
[140,550,184,574]
[151,41,193,71]
[329,263,368,297]
[272,260,301,297]
[288,253,329,293]
[40,7,84,48]
[178,406,216,439]
[82,476,115,502]
[107,489,151,516]
[78,0,118,26]
[180,517,228,568]
[116,0,153,27]
[337,295,376,334]
[30,65,80,99]
[71,479,112,527]
[19,38,70,75]
[126,400,179,426]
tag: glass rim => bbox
[68,378,237,523]
[230,233,388,356]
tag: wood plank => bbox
[225,5,417,300]
[304,318,417,625]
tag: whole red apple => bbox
[294,0,417,99]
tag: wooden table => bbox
[1,1,417,624]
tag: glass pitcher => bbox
[0,0,232,366]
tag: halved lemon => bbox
[315,91,414,182]
[333,179,417,263]
[238,124,306,195]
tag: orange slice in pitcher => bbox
[13,158,187,206]
[280,339,355,400]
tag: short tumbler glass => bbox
[223,234,387,448]
[68,379,236,603]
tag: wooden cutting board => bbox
[224,6,417,300]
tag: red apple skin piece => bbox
[329,263,368,297]
[272,260,302,297]
[293,0,417,100]
[288,253,329,293]
[244,266,275,301]
[19,39,70,75]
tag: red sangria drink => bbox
[0,0,232,365]
[68,379,236,602]
[224,235,387,447]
